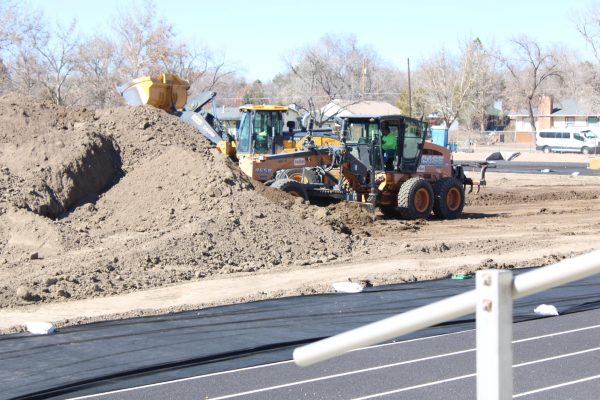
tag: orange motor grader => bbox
[240,114,487,220]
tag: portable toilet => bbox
[431,126,449,148]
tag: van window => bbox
[574,133,584,141]
[561,132,570,139]
[539,132,555,138]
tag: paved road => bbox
[73,308,600,400]
[460,160,600,176]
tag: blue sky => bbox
[30,0,595,82]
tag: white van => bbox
[535,128,600,154]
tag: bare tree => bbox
[112,0,234,102]
[0,0,39,54]
[10,49,43,96]
[276,34,387,125]
[463,39,502,131]
[419,47,475,129]
[182,48,235,95]
[498,36,561,131]
[572,5,600,110]
[396,87,428,119]
[112,0,177,79]
[30,20,79,105]
[75,35,122,107]
[370,66,405,105]
[206,73,254,106]
[0,1,45,94]
[574,4,600,64]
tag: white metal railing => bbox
[293,249,600,400]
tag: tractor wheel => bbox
[276,168,320,183]
[397,177,434,220]
[270,179,309,202]
[433,177,465,220]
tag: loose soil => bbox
[1,94,599,333]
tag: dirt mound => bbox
[89,106,214,170]
[0,93,92,144]
[0,130,121,218]
[254,185,375,233]
[0,95,373,308]
[0,94,122,218]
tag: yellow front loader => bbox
[117,74,340,162]
[117,74,237,157]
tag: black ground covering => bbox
[1,267,599,399]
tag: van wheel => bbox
[542,146,551,154]
[582,147,590,155]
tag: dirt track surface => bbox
[1,95,600,333]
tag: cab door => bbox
[397,118,426,172]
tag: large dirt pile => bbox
[0,95,374,308]
[0,95,121,218]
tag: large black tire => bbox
[582,146,590,155]
[397,177,434,220]
[433,177,465,220]
[275,168,320,183]
[270,179,309,202]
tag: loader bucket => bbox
[117,74,190,112]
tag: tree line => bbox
[1,0,600,132]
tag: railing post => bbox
[476,270,513,400]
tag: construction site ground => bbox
[1,95,599,333]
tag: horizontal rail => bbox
[512,251,600,299]
[294,291,476,366]
[294,249,600,367]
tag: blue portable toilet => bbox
[431,126,449,147]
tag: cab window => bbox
[253,111,284,153]
[237,112,252,153]
[347,123,378,144]
[402,119,424,162]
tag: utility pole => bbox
[407,58,412,117]
[361,58,367,98]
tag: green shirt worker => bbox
[255,129,268,151]
[381,126,396,169]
